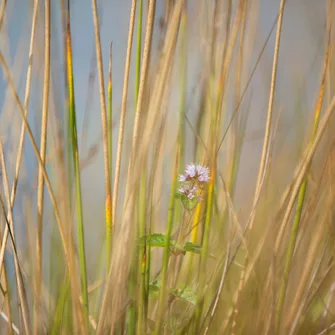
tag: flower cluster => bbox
[178,163,210,203]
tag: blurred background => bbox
[0,0,334,334]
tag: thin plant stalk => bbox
[185,202,201,283]
[135,1,147,333]
[66,6,89,330]
[61,0,73,215]
[145,116,166,324]
[214,0,244,139]
[51,276,70,334]
[0,230,13,335]
[111,0,137,231]
[9,0,38,209]
[174,3,187,232]
[249,0,286,232]
[135,0,143,105]
[227,0,249,204]
[0,0,7,31]
[137,172,146,335]
[106,42,113,269]
[275,23,331,331]
[126,266,137,335]
[154,146,180,335]
[90,0,113,277]
[125,0,157,190]
[194,159,215,332]
[34,0,50,333]
[178,4,187,170]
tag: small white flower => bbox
[190,185,198,194]
[187,192,195,200]
[185,163,197,178]
[179,185,198,200]
[199,172,210,183]
[178,163,210,207]
[196,164,204,174]
[196,165,210,183]
[179,187,186,194]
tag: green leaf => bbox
[181,194,198,210]
[307,297,325,323]
[149,279,161,291]
[171,285,197,305]
[149,280,161,298]
[183,242,201,254]
[140,234,185,252]
[139,234,168,247]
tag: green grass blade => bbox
[154,148,180,334]
[66,10,89,330]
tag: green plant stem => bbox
[135,1,145,333]
[137,173,146,334]
[91,0,113,289]
[174,4,187,234]
[126,264,137,335]
[126,0,145,330]
[154,149,179,334]
[275,180,307,330]
[66,12,89,330]
[194,165,215,332]
[51,276,70,335]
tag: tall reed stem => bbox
[66,5,89,329]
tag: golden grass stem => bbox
[249,0,286,232]
[106,43,113,269]
[0,0,6,31]
[9,0,38,217]
[134,1,146,332]
[90,0,112,272]
[34,1,50,333]
[0,229,13,335]
[111,0,137,231]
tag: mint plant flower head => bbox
[178,163,210,210]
